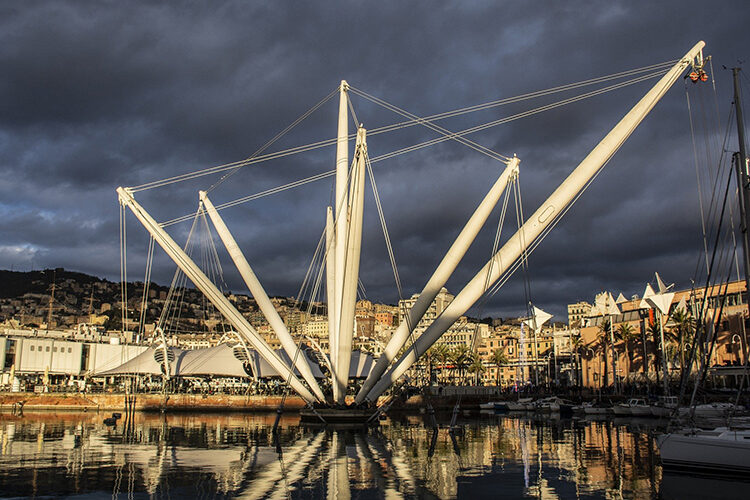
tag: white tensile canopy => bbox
[94,346,185,377]
[94,343,374,380]
[244,350,373,379]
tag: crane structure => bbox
[117,41,706,413]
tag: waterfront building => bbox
[475,323,556,387]
[398,287,454,337]
[302,316,329,339]
[373,309,395,327]
[578,279,748,389]
[567,301,592,327]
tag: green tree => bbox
[450,345,473,385]
[491,348,509,386]
[615,323,638,384]
[597,319,611,388]
[431,344,450,383]
[570,334,582,386]
[468,357,486,385]
[103,308,123,331]
[668,308,695,372]
[646,320,663,387]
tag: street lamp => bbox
[731,333,742,365]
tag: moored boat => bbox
[677,402,743,419]
[583,400,613,415]
[658,427,750,474]
[506,397,534,411]
[479,401,510,411]
[614,398,651,416]
[650,396,678,418]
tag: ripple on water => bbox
[0,411,744,499]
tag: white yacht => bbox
[650,396,678,418]
[677,402,743,419]
[658,427,750,473]
[613,398,651,416]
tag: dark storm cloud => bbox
[1,1,749,321]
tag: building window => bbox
[53,347,57,352]
[30,346,34,352]
[68,348,72,353]
[46,346,50,352]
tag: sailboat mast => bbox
[732,68,750,318]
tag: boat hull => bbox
[583,407,609,415]
[612,405,631,416]
[658,431,750,473]
[299,408,378,428]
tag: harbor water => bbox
[0,410,746,499]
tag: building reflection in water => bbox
[0,411,746,498]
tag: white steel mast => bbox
[364,41,706,403]
[355,155,520,404]
[325,206,336,381]
[116,186,319,404]
[334,126,367,403]
[199,191,326,401]
[331,80,349,402]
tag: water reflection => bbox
[0,411,745,498]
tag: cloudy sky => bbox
[1,1,749,321]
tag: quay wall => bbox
[0,392,495,412]
[0,392,309,412]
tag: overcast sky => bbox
[1,1,749,321]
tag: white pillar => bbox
[364,41,706,403]
[325,206,337,385]
[200,191,325,401]
[354,156,520,404]
[334,127,366,403]
[332,80,349,402]
[116,187,318,404]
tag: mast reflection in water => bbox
[0,411,743,498]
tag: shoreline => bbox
[0,392,492,412]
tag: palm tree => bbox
[668,308,695,372]
[468,356,486,385]
[646,320,663,387]
[615,323,637,384]
[598,319,611,389]
[570,334,582,386]
[423,345,437,385]
[431,344,450,383]
[491,348,509,386]
[451,345,473,385]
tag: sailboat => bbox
[658,427,750,473]
[115,42,707,423]
[657,67,750,473]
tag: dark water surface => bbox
[0,410,745,499]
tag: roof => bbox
[94,343,374,379]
